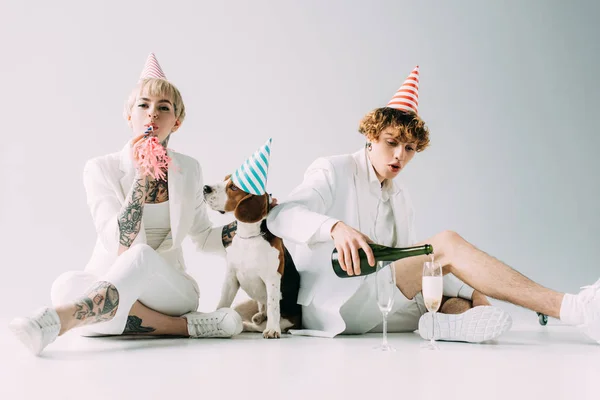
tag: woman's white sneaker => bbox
[183,308,243,338]
[418,306,512,343]
[9,307,61,356]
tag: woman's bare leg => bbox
[55,281,187,336]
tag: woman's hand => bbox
[330,221,375,276]
[131,131,157,181]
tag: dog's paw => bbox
[252,312,267,325]
[262,328,281,339]
[242,321,255,332]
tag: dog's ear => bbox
[224,174,231,181]
[234,193,268,223]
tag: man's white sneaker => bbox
[183,308,243,338]
[573,278,600,344]
[8,307,61,356]
[418,306,512,343]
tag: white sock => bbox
[559,293,584,325]
[442,274,474,300]
[458,285,475,301]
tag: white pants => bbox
[339,273,427,334]
[340,273,472,334]
[50,244,199,336]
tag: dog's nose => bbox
[203,185,212,195]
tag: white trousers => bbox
[50,244,199,336]
[340,273,473,334]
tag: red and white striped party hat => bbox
[139,53,167,81]
[386,66,420,114]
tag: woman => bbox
[9,53,243,356]
[266,66,598,343]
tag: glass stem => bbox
[430,312,436,346]
[382,311,389,347]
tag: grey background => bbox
[1,0,598,318]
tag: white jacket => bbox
[82,141,224,282]
[266,147,418,336]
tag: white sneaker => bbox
[183,308,243,338]
[573,278,600,344]
[8,307,61,356]
[418,306,512,343]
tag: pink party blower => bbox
[133,126,172,180]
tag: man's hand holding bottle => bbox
[330,221,376,276]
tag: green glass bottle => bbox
[331,243,434,278]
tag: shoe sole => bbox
[418,306,512,343]
[8,318,43,356]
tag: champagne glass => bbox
[421,260,443,350]
[373,261,396,351]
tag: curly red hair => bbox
[358,108,430,152]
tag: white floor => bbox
[1,306,598,400]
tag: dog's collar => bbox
[266,193,273,213]
[236,232,265,240]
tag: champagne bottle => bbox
[331,243,434,278]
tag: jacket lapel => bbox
[389,181,410,247]
[166,149,184,249]
[351,149,379,236]
[118,140,135,202]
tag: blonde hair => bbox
[124,78,186,123]
[358,107,430,152]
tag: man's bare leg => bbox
[472,291,492,307]
[438,293,490,313]
[440,297,472,314]
[394,230,564,318]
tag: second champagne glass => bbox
[422,260,443,350]
[374,261,396,351]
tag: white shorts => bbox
[339,273,427,334]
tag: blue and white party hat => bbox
[231,138,272,195]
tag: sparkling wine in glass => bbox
[374,261,396,351]
[422,260,443,350]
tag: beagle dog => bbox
[203,176,301,338]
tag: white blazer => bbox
[266,147,417,336]
[82,141,224,281]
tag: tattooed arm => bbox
[84,159,142,256]
[222,221,237,248]
[117,173,150,255]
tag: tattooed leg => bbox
[124,316,155,333]
[55,281,120,335]
[222,221,238,248]
[121,301,187,336]
[56,295,188,336]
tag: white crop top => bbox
[143,201,171,250]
